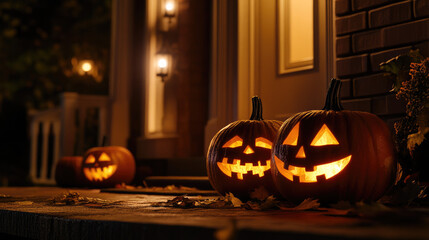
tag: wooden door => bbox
[238,0,334,120]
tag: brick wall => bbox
[335,0,429,126]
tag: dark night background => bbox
[0,0,111,185]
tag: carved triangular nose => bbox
[296,146,306,158]
[243,145,254,154]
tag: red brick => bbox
[340,79,352,98]
[352,0,391,11]
[414,0,429,18]
[371,94,406,115]
[370,46,412,71]
[384,18,429,47]
[336,0,351,16]
[353,73,394,97]
[415,41,429,56]
[336,12,367,35]
[369,1,412,28]
[336,54,368,77]
[342,98,372,112]
[386,94,406,114]
[336,35,351,56]
[352,29,383,53]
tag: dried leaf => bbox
[293,198,320,210]
[347,202,391,218]
[50,192,122,207]
[380,181,424,206]
[407,127,429,151]
[278,198,320,211]
[249,186,270,201]
[224,193,243,208]
[259,196,279,210]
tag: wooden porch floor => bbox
[0,187,428,240]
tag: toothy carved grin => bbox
[217,158,271,180]
[83,165,118,181]
[274,155,352,183]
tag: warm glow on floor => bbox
[274,155,351,183]
[217,158,271,180]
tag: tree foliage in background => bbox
[0,0,111,184]
[0,0,111,110]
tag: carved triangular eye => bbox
[98,152,111,162]
[222,135,243,148]
[310,124,339,146]
[85,155,96,164]
[255,137,272,149]
[283,122,299,146]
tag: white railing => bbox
[29,92,109,185]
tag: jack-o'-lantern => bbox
[272,79,397,203]
[207,97,282,199]
[82,146,135,187]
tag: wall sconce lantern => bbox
[70,58,103,83]
[156,54,171,82]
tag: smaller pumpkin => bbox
[82,146,135,187]
[207,96,282,199]
[55,156,85,187]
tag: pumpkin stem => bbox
[323,78,344,111]
[250,96,264,120]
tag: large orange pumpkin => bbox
[272,79,397,203]
[207,97,282,199]
[82,146,135,187]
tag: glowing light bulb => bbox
[81,62,92,72]
[165,2,174,12]
[158,58,168,69]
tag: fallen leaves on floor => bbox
[329,201,429,225]
[152,193,243,209]
[154,193,321,211]
[50,192,123,208]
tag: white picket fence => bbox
[28,93,110,185]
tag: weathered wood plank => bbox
[0,187,427,240]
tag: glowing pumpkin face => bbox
[217,135,273,180]
[207,97,282,199]
[274,122,352,183]
[271,79,397,203]
[83,152,118,181]
[82,146,136,188]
